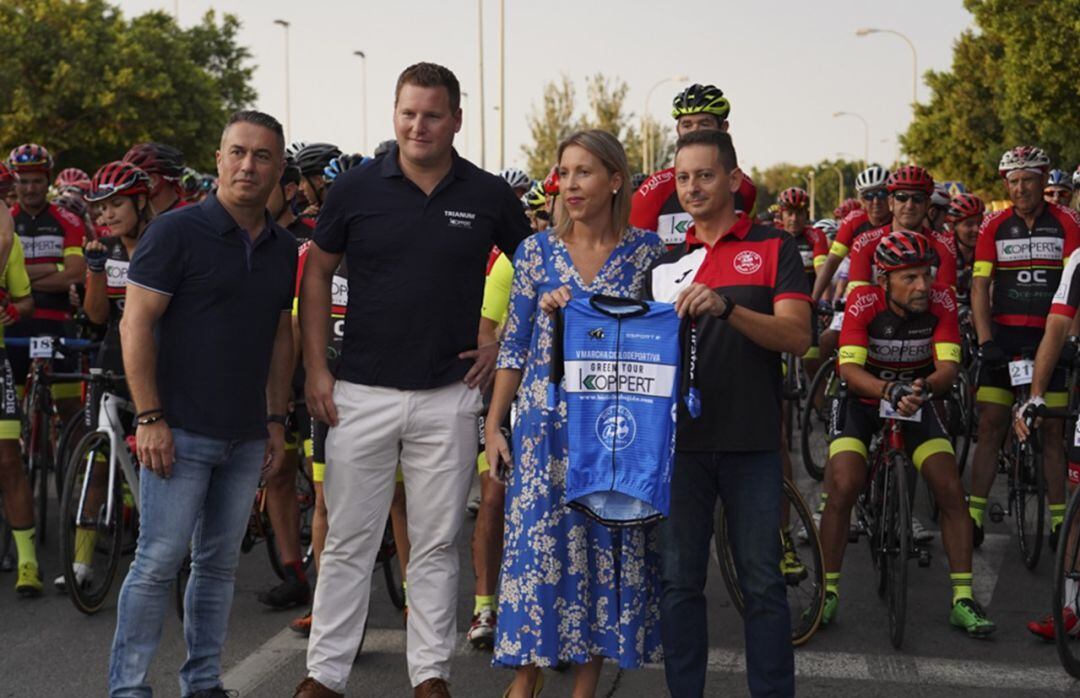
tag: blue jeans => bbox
[108,429,265,697]
[659,450,794,698]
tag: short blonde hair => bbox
[554,129,632,238]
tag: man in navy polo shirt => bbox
[296,63,529,698]
[647,129,810,697]
[109,110,297,698]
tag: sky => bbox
[117,0,976,174]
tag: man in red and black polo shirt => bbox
[646,129,808,698]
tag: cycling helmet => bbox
[778,187,810,211]
[522,180,547,211]
[930,183,951,208]
[542,166,560,196]
[855,165,890,194]
[8,143,53,174]
[1073,165,1080,189]
[285,141,310,159]
[324,154,366,183]
[281,156,302,186]
[874,231,938,272]
[373,140,397,158]
[1047,169,1073,191]
[671,84,730,121]
[0,163,13,196]
[123,142,185,181]
[54,192,88,220]
[946,193,985,223]
[886,165,934,194]
[813,218,839,237]
[833,198,862,219]
[631,172,649,191]
[54,167,92,194]
[295,143,342,177]
[499,168,531,191]
[87,161,151,203]
[998,145,1050,178]
[180,167,202,198]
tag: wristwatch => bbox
[267,414,288,428]
[717,295,736,321]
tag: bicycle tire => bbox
[1014,435,1046,570]
[60,431,123,614]
[714,479,826,646]
[55,406,88,499]
[0,497,12,572]
[800,361,836,482]
[953,369,974,476]
[884,451,911,649]
[1052,487,1080,677]
[381,520,405,610]
[264,466,317,578]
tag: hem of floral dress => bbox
[492,650,662,671]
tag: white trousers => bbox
[306,380,482,691]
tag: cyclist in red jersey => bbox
[54,167,92,199]
[122,142,189,216]
[833,198,863,221]
[629,84,757,245]
[946,193,984,305]
[1045,169,1073,207]
[968,146,1080,549]
[845,167,957,293]
[928,183,951,233]
[819,231,994,636]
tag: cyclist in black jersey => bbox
[267,155,310,240]
[946,193,983,306]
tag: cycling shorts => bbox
[829,397,954,471]
[309,416,403,485]
[0,350,20,439]
[476,403,512,477]
[8,318,82,400]
[977,324,1068,407]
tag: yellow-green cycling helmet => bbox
[671,84,730,121]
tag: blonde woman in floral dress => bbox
[484,130,666,698]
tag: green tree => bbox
[751,159,864,218]
[902,0,1080,194]
[521,75,577,178]
[0,0,256,174]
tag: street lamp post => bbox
[642,74,689,173]
[833,111,869,167]
[477,0,486,168]
[273,19,292,136]
[461,92,469,159]
[804,170,817,220]
[498,0,506,169]
[856,28,919,109]
[830,165,844,208]
[353,51,368,153]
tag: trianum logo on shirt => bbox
[444,210,475,229]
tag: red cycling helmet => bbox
[122,142,185,181]
[778,187,810,211]
[55,167,92,194]
[8,143,53,174]
[946,193,985,223]
[886,165,934,194]
[0,162,13,197]
[542,165,560,196]
[87,161,151,203]
[833,198,863,219]
[874,231,938,272]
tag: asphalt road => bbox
[2,454,1079,697]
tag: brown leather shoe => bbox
[414,677,451,698]
[293,677,344,698]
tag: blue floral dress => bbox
[494,227,666,669]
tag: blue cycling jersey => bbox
[552,295,683,526]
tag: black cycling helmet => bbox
[373,139,397,158]
[631,172,649,191]
[671,84,730,121]
[281,155,302,186]
[123,142,185,181]
[295,143,342,177]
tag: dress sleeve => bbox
[496,235,541,371]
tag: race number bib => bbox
[879,399,922,422]
[1074,418,1080,448]
[29,336,53,359]
[1008,359,1034,387]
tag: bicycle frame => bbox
[72,377,138,529]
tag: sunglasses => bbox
[892,192,928,204]
[861,190,889,202]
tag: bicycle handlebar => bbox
[4,337,99,351]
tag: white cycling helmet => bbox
[499,168,532,191]
[998,146,1051,178]
[286,140,310,159]
[855,165,890,194]
[930,183,951,208]
[813,218,839,238]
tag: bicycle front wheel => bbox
[800,361,837,482]
[59,431,123,614]
[1015,436,1046,570]
[884,451,911,649]
[1053,488,1080,677]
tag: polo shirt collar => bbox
[686,212,752,248]
[200,192,276,240]
[379,143,470,181]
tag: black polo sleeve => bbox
[494,182,531,258]
[127,215,185,296]
[312,176,352,255]
[774,234,813,303]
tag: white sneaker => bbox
[912,517,934,543]
[54,562,93,592]
[797,512,821,543]
[466,495,481,517]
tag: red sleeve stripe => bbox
[1051,303,1078,319]
[775,292,812,304]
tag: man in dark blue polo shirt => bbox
[108,111,297,698]
[295,63,529,698]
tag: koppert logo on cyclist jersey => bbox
[564,355,676,398]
